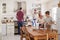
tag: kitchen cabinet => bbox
[2,23,6,35]
[7,23,14,35]
[2,22,14,35]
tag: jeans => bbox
[17,21,23,34]
[32,19,36,27]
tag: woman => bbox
[32,9,38,27]
[38,11,44,28]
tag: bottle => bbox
[36,22,39,29]
[32,19,36,27]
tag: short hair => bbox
[45,11,50,15]
[19,7,22,10]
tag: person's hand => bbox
[48,22,52,25]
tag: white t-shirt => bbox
[44,16,52,23]
[44,16,54,28]
[33,13,38,20]
[38,18,44,24]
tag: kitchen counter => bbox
[2,21,14,35]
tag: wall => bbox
[0,0,2,33]
[56,8,60,34]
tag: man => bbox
[44,11,54,30]
[16,7,24,35]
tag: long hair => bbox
[38,13,43,19]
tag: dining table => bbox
[26,26,58,40]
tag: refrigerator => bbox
[56,8,60,34]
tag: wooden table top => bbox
[26,27,57,37]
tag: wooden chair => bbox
[20,27,26,40]
[20,26,31,40]
[45,24,58,40]
[48,29,58,40]
[48,33,57,40]
[24,26,31,40]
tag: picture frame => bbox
[2,3,6,13]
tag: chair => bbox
[20,26,31,40]
[48,33,57,40]
[20,27,26,40]
[45,24,57,40]
[48,29,58,40]
[24,26,31,40]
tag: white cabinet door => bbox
[7,23,14,35]
[7,26,14,34]
[2,24,7,35]
[56,8,60,34]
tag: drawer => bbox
[7,26,14,28]
[7,29,14,33]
